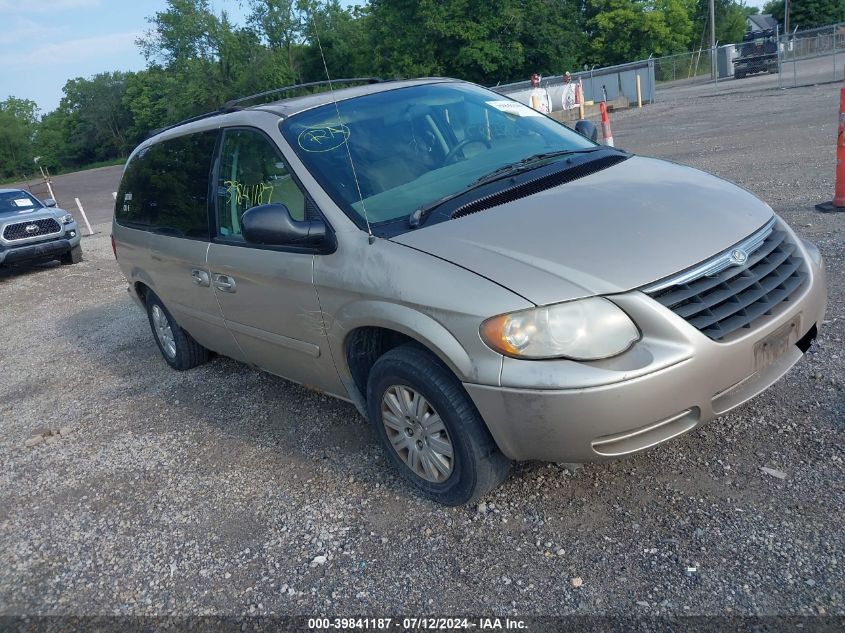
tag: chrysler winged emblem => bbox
[730,248,748,265]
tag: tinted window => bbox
[216,128,306,241]
[116,131,216,239]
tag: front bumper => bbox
[0,227,81,265]
[465,239,827,463]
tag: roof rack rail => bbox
[145,109,225,140]
[222,77,385,110]
[146,78,384,140]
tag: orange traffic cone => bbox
[816,85,845,213]
[599,101,614,147]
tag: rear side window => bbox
[115,131,217,239]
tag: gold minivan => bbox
[114,78,826,505]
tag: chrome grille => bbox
[643,219,808,341]
[3,218,61,241]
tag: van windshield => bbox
[280,82,594,232]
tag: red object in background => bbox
[599,102,614,147]
[835,87,845,207]
[816,86,845,213]
[111,234,117,258]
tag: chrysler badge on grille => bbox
[730,249,748,265]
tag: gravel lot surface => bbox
[1,79,843,619]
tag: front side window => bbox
[280,82,595,235]
[115,131,216,238]
[215,128,306,241]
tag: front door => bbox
[207,127,343,397]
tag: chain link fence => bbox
[491,21,843,110]
[653,21,845,98]
[653,48,716,85]
[779,22,845,88]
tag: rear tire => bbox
[60,244,82,265]
[145,291,211,371]
[366,343,511,505]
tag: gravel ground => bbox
[1,79,843,620]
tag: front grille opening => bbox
[451,154,628,220]
[647,228,809,341]
[3,218,61,241]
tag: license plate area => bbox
[754,315,801,371]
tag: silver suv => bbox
[0,189,82,267]
[113,78,826,505]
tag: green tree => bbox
[691,1,758,47]
[0,97,39,180]
[139,0,222,65]
[33,110,71,173]
[58,72,134,166]
[586,0,694,65]
[299,1,373,80]
[247,0,315,81]
[519,0,588,79]
[762,1,784,25]
[765,0,845,31]
[366,0,531,84]
[136,0,296,128]
[123,67,182,142]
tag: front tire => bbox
[366,344,511,505]
[145,291,211,370]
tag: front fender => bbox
[331,300,476,382]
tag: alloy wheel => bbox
[151,304,177,360]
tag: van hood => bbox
[392,156,774,305]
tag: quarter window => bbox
[216,128,306,240]
[115,131,216,239]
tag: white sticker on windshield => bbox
[12,198,33,207]
[486,101,543,117]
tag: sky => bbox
[0,0,248,114]
[1,0,770,115]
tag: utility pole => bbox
[709,0,717,80]
[784,0,791,35]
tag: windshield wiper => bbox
[408,146,606,229]
[470,147,605,188]
[409,188,478,228]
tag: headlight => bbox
[480,297,640,360]
[61,214,74,224]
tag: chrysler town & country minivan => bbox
[113,78,826,505]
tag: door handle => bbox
[191,269,211,287]
[213,273,237,293]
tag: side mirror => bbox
[241,203,327,247]
[42,198,57,208]
[574,120,599,143]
